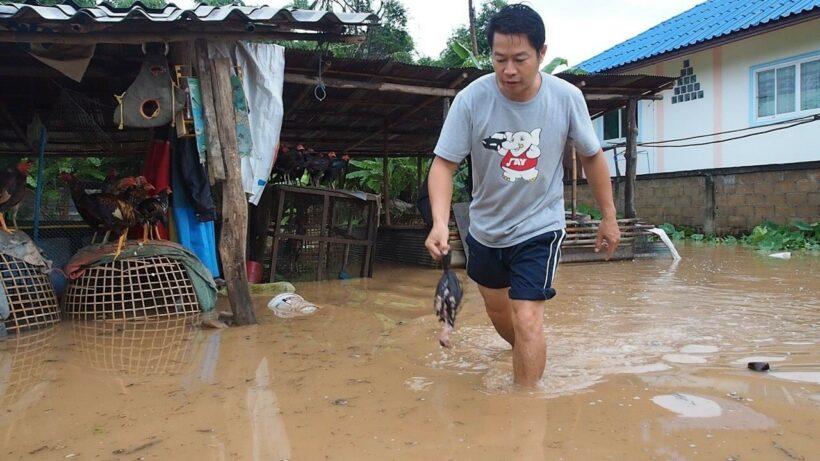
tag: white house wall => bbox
[595,18,820,175]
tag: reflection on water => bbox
[70,316,202,376]
[0,328,57,410]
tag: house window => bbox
[602,108,636,141]
[755,56,820,119]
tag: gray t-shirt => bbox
[434,72,600,248]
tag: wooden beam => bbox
[343,73,468,152]
[194,40,226,183]
[382,128,391,226]
[210,56,256,326]
[624,98,638,219]
[284,73,458,97]
[0,31,365,45]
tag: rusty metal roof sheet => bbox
[0,1,378,31]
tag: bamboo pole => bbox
[571,144,577,220]
[382,127,391,226]
[0,30,364,45]
[210,56,256,325]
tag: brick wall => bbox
[565,162,820,235]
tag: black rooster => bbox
[305,150,331,187]
[322,153,350,189]
[137,188,170,242]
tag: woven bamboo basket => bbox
[62,255,201,320]
[0,253,61,335]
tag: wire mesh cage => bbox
[63,255,201,320]
[266,185,379,282]
[70,317,200,376]
[0,327,57,409]
[0,254,61,335]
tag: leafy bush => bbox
[656,220,819,252]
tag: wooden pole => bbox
[284,73,458,97]
[624,98,638,219]
[571,145,577,220]
[468,0,479,55]
[194,40,226,184]
[382,127,391,226]
[210,55,256,325]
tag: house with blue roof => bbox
[577,0,820,175]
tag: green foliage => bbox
[345,157,420,202]
[743,220,820,252]
[541,57,568,74]
[657,221,820,252]
[435,0,506,68]
[279,0,414,62]
[571,204,623,221]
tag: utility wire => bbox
[609,113,819,149]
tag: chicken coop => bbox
[266,185,380,282]
[0,234,61,336]
[62,252,205,321]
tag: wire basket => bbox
[0,254,61,335]
[63,255,201,320]
[70,316,200,376]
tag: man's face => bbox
[491,32,546,102]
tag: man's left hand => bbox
[595,216,621,260]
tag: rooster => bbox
[322,153,350,189]
[0,161,33,233]
[137,188,170,242]
[273,145,306,185]
[71,174,141,259]
[305,150,331,187]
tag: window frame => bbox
[750,50,820,124]
[602,107,639,142]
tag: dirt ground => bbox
[1,244,819,460]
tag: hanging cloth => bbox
[235,42,285,205]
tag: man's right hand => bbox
[425,224,451,260]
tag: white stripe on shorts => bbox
[543,228,567,290]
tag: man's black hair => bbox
[486,3,545,52]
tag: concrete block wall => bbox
[565,162,819,235]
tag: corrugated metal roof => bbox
[0,1,378,30]
[577,0,820,73]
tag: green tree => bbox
[34,0,96,6]
[281,0,415,62]
[435,0,506,67]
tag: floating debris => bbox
[747,361,770,372]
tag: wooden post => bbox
[468,0,479,55]
[210,55,256,325]
[571,145,577,220]
[382,128,391,226]
[194,40,226,184]
[416,155,423,195]
[624,98,638,219]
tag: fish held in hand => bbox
[434,253,463,348]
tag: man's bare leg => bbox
[511,299,546,387]
[477,284,515,347]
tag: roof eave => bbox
[591,10,820,74]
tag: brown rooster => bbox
[137,188,170,243]
[84,176,141,259]
[0,161,33,234]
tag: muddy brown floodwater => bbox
[1,244,819,460]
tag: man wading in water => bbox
[425,4,620,387]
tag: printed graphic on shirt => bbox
[482,128,542,182]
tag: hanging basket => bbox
[0,254,61,335]
[63,255,201,320]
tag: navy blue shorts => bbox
[466,229,566,301]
